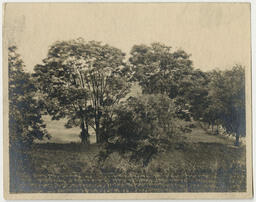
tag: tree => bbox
[171,69,210,121]
[9,46,49,149]
[103,94,180,166]
[129,43,197,120]
[208,65,245,145]
[34,39,131,143]
[129,43,193,97]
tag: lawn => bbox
[10,123,246,193]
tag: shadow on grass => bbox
[10,140,246,193]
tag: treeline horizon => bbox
[9,38,245,164]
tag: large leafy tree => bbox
[129,43,193,96]
[9,46,49,149]
[197,70,226,131]
[34,39,131,143]
[207,65,245,145]
[129,43,216,124]
[169,69,210,121]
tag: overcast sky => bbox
[4,3,251,72]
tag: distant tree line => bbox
[8,39,246,159]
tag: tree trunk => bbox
[80,120,88,144]
[85,120,89,139]
[95,109,107,143]
[216,125,219,135]
[235,134,240,146]
[95,118,100,143]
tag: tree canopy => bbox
[129,43,193,97]
[9,46,49,149]
[33,39,132,143]
[206,65,245,145]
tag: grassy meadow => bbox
[10,122,246,193]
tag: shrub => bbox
[101,94,181,167]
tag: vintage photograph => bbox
[3,3,252,199]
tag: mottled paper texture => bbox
[3,3,252,199]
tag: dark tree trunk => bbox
[95,117,100,143]
[80,120,88,144]
[95,113,108,144]
[85,120,89,137]
[235,134,240,146]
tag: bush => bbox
[101,94,181,167]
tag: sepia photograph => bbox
[3,2,252,199]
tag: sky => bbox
[4,3,251,72]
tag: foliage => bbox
[8,46,49,149]
[129,43,207,121]
[206,65,245,145]
[129,43,193,97]
[102,94,180,166]
[180,69,210,121]
[33,39,131,143]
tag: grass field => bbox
[10,122,246,193]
